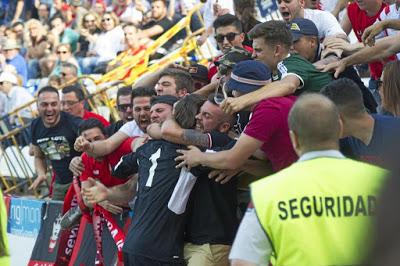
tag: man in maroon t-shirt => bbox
[176,60,298,176]
[61,84,110,127]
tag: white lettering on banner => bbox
[10,204,41,225]
[110,229,118,238]
[9,198,42,237]
[65,227,79,255]
[116,240,124,250]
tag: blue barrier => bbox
[7,197,43,238]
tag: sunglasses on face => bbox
[215,32,239,43]
[118,103,133,111]
[102,17,112,22]
[57,50,68,54]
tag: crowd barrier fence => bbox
[0,3,208,196]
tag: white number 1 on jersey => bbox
[145,148,162,187]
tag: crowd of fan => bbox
[2,0,400,265]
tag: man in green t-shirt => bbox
[220,20,332,114]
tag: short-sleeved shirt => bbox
[340,114,400,167]
[142,17,173,41]
[31,112,82,184]
[80,138,134,187]
[347,2,395,79]
[244,96,298,172]
[304,8,346,39]
[118,120,144,137]
[375,4,400,60]
[82,110,110,127]
[275,53,332,94]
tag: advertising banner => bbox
[7,197,43,237]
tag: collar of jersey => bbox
[298,150,345,162]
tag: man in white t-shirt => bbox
[74,87,154,158]
[278,0,347,39]
[0,71,35,123]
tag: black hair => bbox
[159,68,194,94]
[150,95,179,107]
[37,86,59,97]
[131,86,156,100]
[320,78,365,116]
[49,14,65,26]
[62,85,85,101]
[78,118,107,136]
[213,14,243,32]
[248,20,292,50]
[116,86,132,105]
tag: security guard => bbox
[229,93,387,266]
[0,188,9,266]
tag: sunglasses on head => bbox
[215,32,239,43]
[118,103,133,111]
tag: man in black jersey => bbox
[83,94,206,265]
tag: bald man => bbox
[229,93,387,266]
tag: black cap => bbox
[188,64,209,83]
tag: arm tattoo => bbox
[182,129,210,148]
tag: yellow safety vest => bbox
[251,157,387,266]
[0,189,9,266]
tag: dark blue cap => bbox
[226,60,272,94]
[290,18,319,41]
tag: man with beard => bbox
[82,94,206,265]
[29,86,82,200]
[74,87,155,157]
[106,86,135,135]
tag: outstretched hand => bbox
[317,60,346,79]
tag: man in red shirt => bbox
[78,119,136,212]
[340,0,395,103]
[61,84,110,126]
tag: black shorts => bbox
[123,252,185,266]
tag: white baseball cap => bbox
[0,71,18,84]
